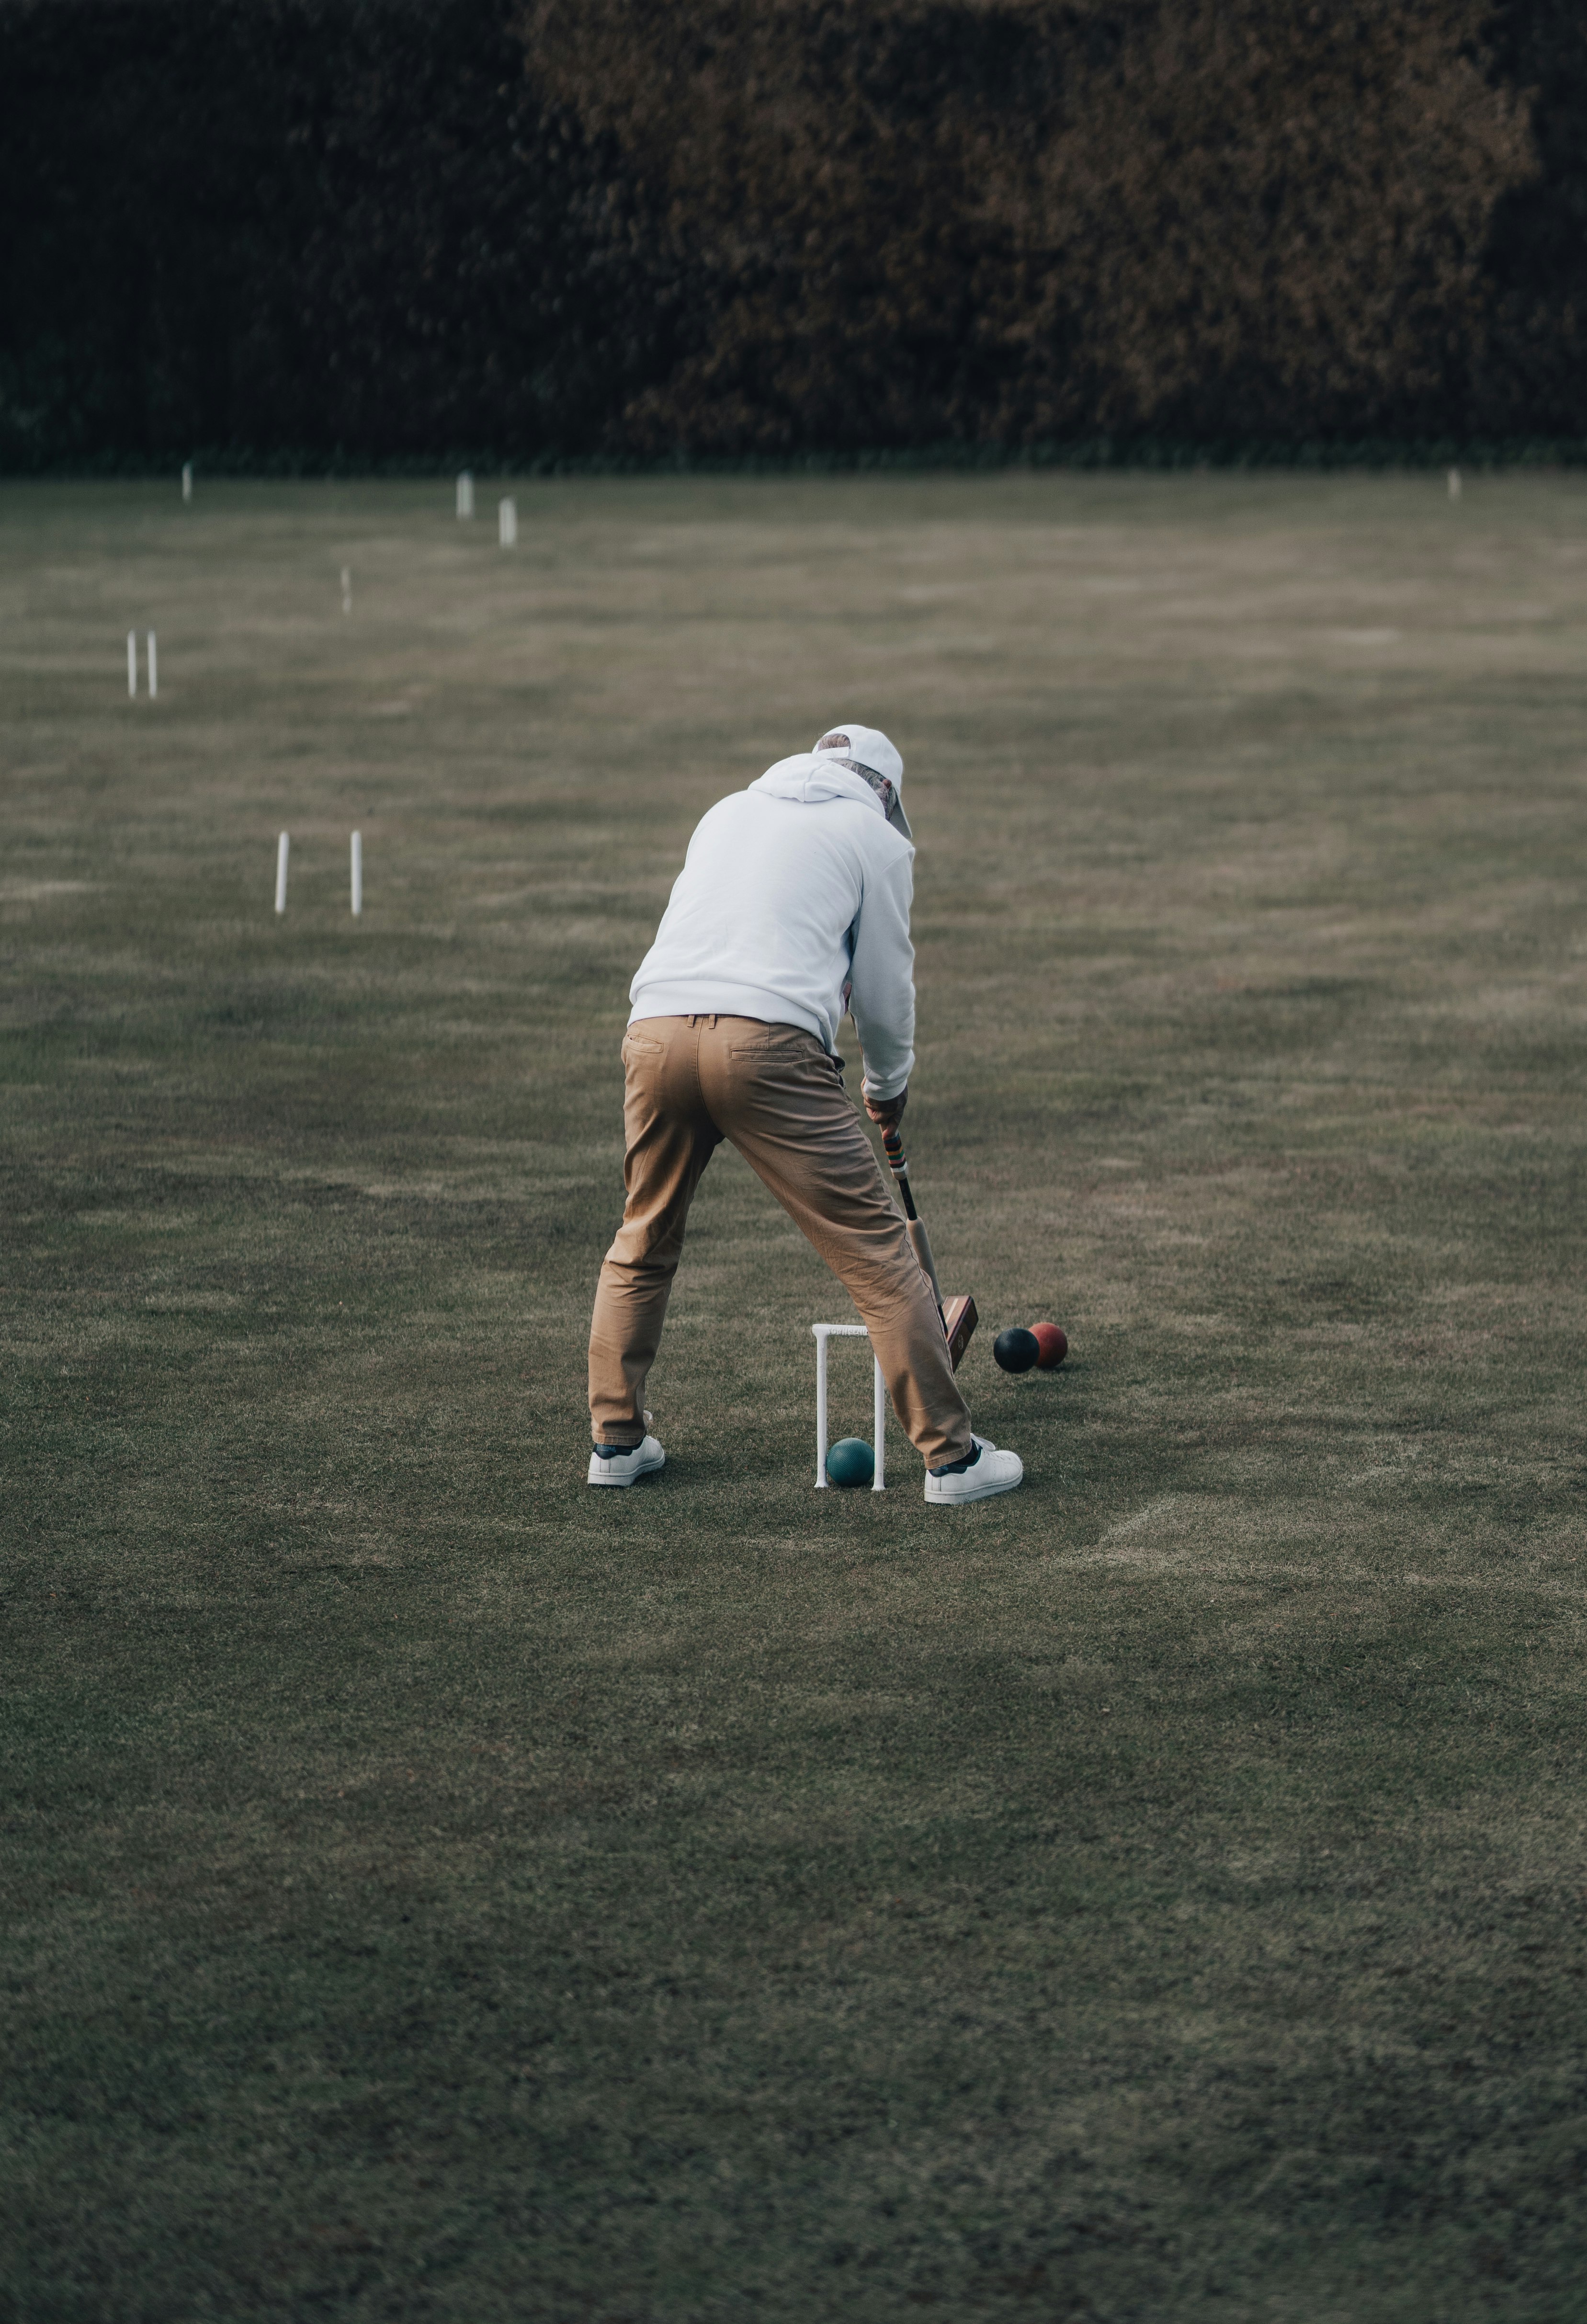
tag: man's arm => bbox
[848,852,916,1125]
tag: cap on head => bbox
[812,722,911,838]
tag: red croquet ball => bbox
[1032,1322,1068,1368]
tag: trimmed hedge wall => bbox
[2,0,1584,467]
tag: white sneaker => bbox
[924,1434,1023,1505]
[587,1414,665,1488]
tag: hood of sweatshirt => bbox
[749,754,907,835]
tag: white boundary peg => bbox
[499,496,517,547]
[126,630,137,697]
[340,566,352,615]
[811,1322,886,1492]
[274,832,290,915]
[181,462,193,502]
[350,830,363,918]
[146,631,158,699]
[1448,467,1462,502]
[456,471,474,519]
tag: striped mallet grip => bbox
[880,1127,918,1220]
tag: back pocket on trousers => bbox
[727,1035,812,1060]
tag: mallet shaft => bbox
[882,1128,942,1299]
[907,1216,942,1302]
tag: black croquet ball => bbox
[825,1436,875,1487]
[993,1326,1040,1374]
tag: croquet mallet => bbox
[880,1126,978,1370]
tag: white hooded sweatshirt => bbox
[628,753,917,1098]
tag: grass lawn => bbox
[4,470,1586,2322]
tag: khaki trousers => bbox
[588,1014,973,1469]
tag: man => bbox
[585,723,1024,1506]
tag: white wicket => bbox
[126,630,137,697]
[499,496,517,547]
[1448,467,1462,502]
[456,471,474,519]
[275,832,290,915]
[147,631,158,699]
[351,830,363,917]
[181,462,193,503]
[811,1322,886,1492]
[341,566,352,615]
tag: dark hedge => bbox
[1,0,1584,468]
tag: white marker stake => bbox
[350,830,363,918]
[275,832,290,915]
[456,471,474,519]
[147,631,158,699]
[499,496,517,547]
[341,566,352,615]
[127,630,137,697]
[815,1330,829,1487]
[1448,467,1462,502]
[181,462,193,503]
[872,1351,886,1492]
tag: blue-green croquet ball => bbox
[826,1437,875,1488]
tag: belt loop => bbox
[707,1013,717,1030]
